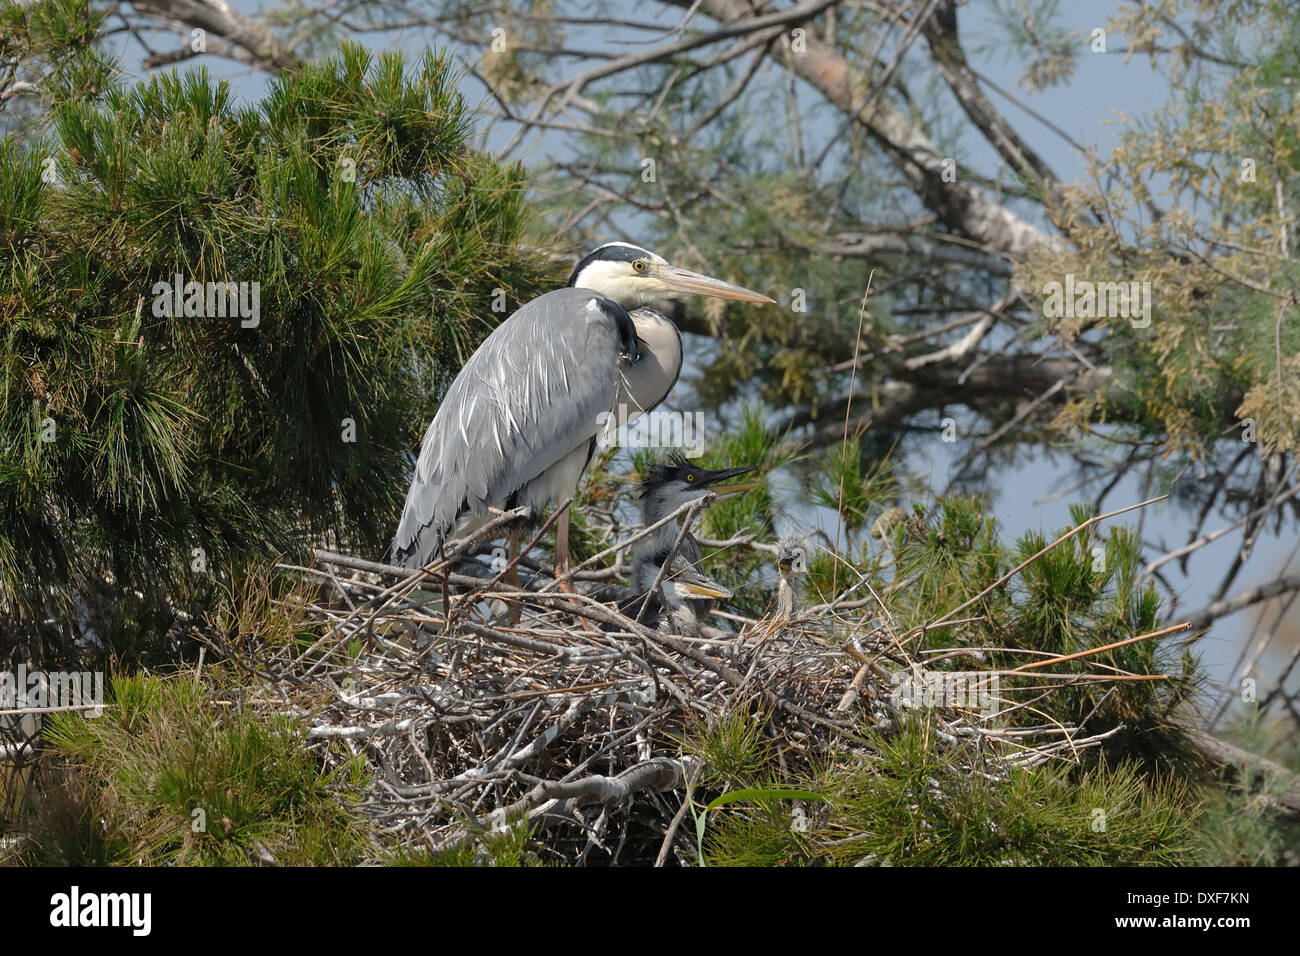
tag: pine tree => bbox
[1,11,548,657]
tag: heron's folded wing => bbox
[391,288,628,566]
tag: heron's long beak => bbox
[699,465,760,498]
[655,264,774,304]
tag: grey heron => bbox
[627,457,758,635]
[389,243,773,584]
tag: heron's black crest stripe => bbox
[566,243,649,287]
[594,296,640,363]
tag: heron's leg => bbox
[555,509,577,595]
[504,528,523,624]
[505,529,522,589]
[554,509,598,635]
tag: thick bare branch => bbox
[666,0,1058,259]
[126,0,301,71]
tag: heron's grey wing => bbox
[390,288,629,567]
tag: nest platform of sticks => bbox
[216,498,1186,866]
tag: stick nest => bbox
[215,504,1158,866]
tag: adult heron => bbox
[389,242,773,583]
[627,456,758,635]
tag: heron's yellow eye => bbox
[686,473,695,482]
[633,259,647,272]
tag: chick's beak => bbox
[699,465,760,498]
[681,581,732,599]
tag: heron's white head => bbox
[567,242,774,308]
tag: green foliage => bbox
[1017,1,1300,459]
[810,437,899,533]
[0,0,116,128]
[699,713,1197,866]
[998,515,1198,774]
[17,673,370,865]
[687,709,774,785]
[674,447,1209,866]
[0,35,549,649]
[692,786,826,867]
[382,821,542,866]
[804,446,1200,773]
[1193,714,1300,866]
[697,405,792,544]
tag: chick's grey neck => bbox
[636,487,706,596]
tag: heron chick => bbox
[775,536,809,618]
[628,456,758,635]
[389,243,772,588]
